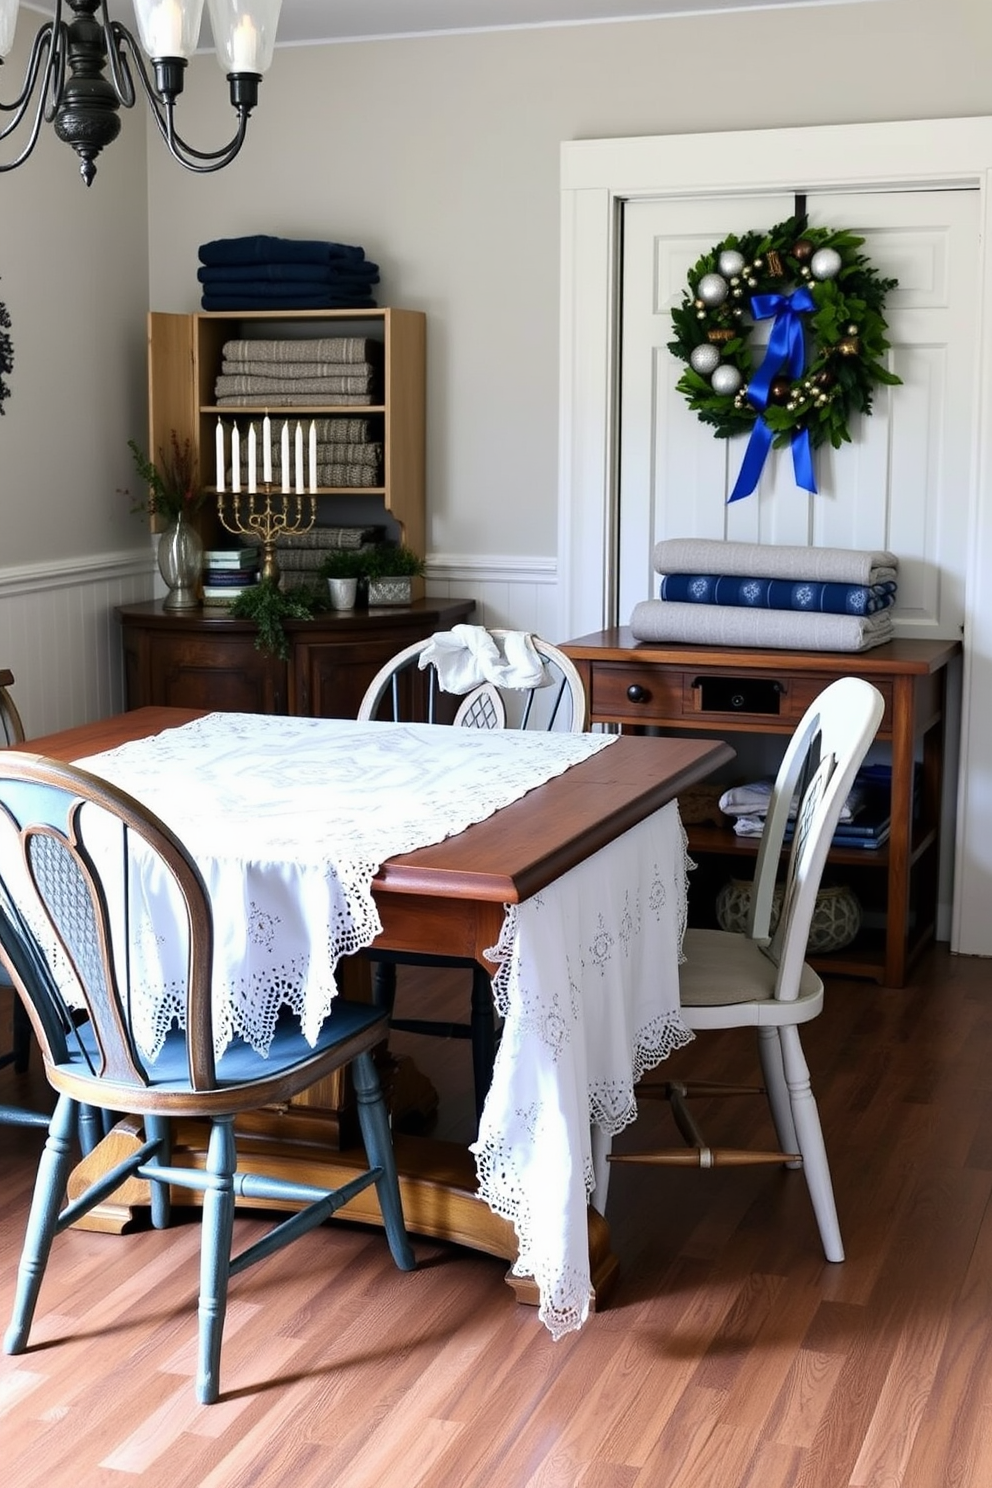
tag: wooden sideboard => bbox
[118,598,475,720]
[561,628,962,987]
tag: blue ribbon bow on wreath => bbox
[728,287,817,503]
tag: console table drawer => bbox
[593,663,892,729]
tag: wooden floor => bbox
[1,946,991,1487]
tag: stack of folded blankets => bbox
[233,415,383,488]
[630,538,898,653]
[246,525,384,588]
[719,762,903,850]
[214,337,382,410]
[198,235,379,311]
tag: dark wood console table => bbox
[117,598,475,719]
[561,628,961,987]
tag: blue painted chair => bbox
[0,751,415,1405]
[0,670,45,1130]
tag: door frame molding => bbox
[558,116,992,955]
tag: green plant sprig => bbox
[228,579,328,660]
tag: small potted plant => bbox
[361,544,426,606]
[318,548,368,610]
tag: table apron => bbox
[372,890,507,968]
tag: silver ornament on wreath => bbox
[710,363,743,396]
[689,343,722,377]
[717,249,746,279]
[810,247,842,281]
[697,272,729,307]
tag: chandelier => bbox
[0,0,282,185]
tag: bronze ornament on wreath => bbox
[0,277,12,414]
[669,214,901,502]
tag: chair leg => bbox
[757,1027,802,1168]
[779,1024,844,1263]
[12,997,31,1073]
[196,1117,237,1406]
[469,965,497,1123]
[4,1094,79,1355]
[144,1114,173,1230]
[352,1050,415,1273]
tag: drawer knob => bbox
[626,684,650,704]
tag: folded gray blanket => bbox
[653,538,898,587]
[216,394,373,407]
[222,358,380,381]
[629,600,894,652]
[215,373,376,398]
[239,441,381,472]
[222,337,378,365]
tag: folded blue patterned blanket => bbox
[659,573,896,616]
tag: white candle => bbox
[281,422,290,493]
[231,425,241,493]
[247,424,257,493]
[295,422,304,494]
[229,16,259,72]
[215,418,224,493]
[147,0,184,58]
[308,420,317,493]
[262,414,272,484]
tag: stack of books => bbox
[201,548,260,608]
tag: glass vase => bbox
[157,512,202,611]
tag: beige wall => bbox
[143,0,992,563]
[0,22,150,569]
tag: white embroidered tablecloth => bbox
[61,711,694,1340]
[74,712,614,1059]
[472,800,693,1339]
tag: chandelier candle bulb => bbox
[295,422,304,495]
[247,424,257,494]
[146,0,185,58]
[281,422,290,493]
[308,421,317,494]
[230,17,260,73]
[262,415,272,483]
[215,418,225,493]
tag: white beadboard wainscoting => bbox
[425,554,561,640]
[0,550,155,741]
[1,551,560,741]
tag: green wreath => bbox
[668,215,900,496]
[0,278,12,415]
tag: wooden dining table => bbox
[17,706,734,1315]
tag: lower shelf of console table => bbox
[562,629,962,988]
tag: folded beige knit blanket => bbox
[629,600,894,652]
[653,538,898,588]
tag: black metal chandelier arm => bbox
[112,25,253,174]
[0,26,61,168]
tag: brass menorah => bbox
[217,485,316,587]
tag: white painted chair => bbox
[610,676,885,1262]
[357,627,588,1122]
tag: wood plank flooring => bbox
[1,946,991,1486]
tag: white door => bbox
[617,188,979,633]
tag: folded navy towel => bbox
[199,235,368,266]
[198,275,380,298]
[202,279,378,300]
[658,574,897,616]
[197,261,379,285]
[202,294,378,311]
